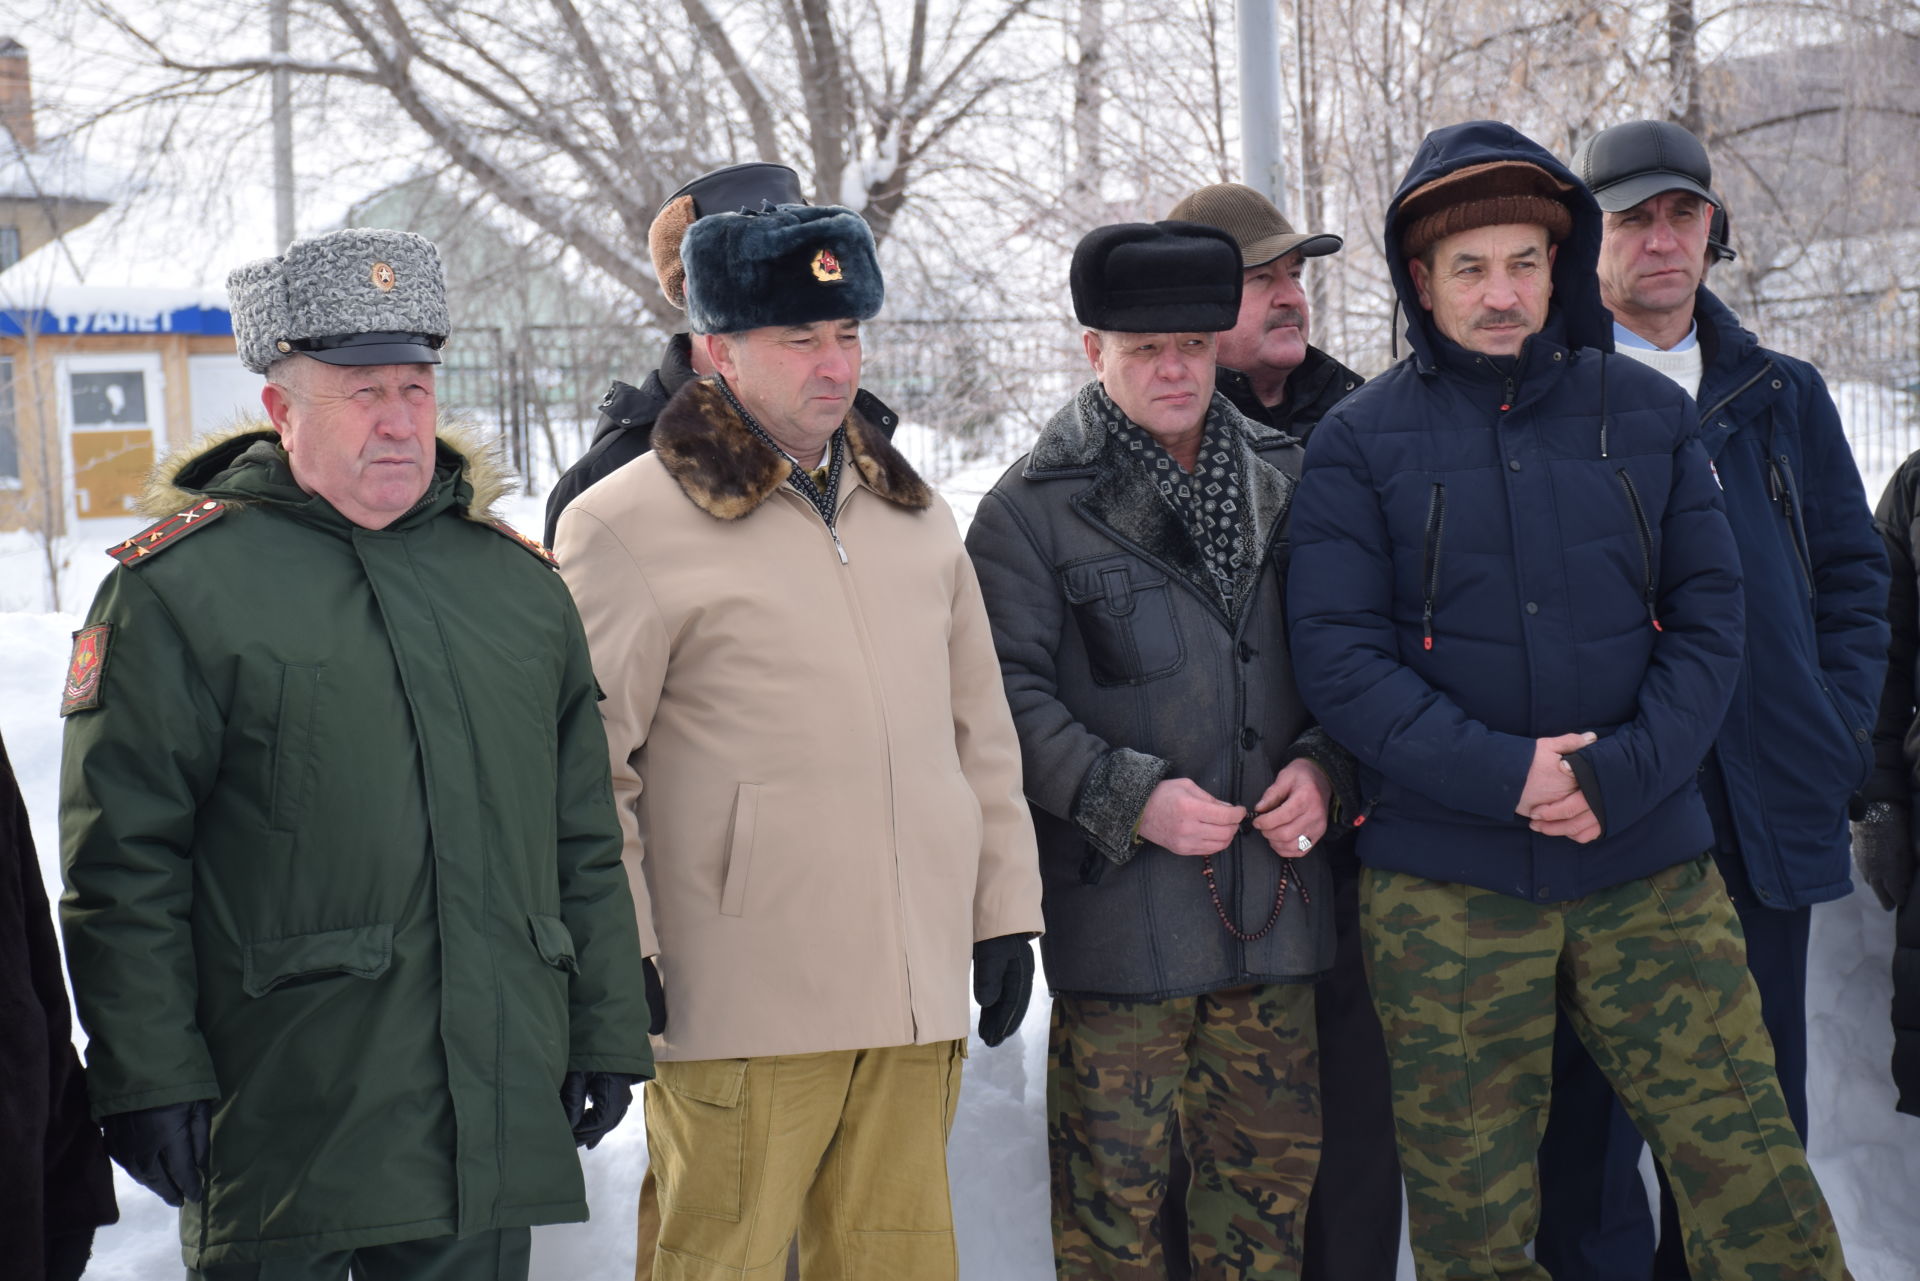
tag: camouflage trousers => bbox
[1363,857,1850,1281]
[1048,983,1320,1280]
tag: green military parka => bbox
[59,426,652,1267]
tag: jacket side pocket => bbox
[721,783,759,918]
[243,923,393,997]
[528,913,579,973]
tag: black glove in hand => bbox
[643,956,667,1037]
[972,933,1035,1048]
[1852,802,1916,911]
[560,1070,644,1149]
[103,1099,210,1207]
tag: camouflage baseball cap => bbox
[227,228,449,374]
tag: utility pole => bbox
[1237,0,1285,213]
[271,0,295,249]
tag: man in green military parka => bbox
[58,228,653,1280]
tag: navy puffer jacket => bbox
[1691,287,1887,908]
[1287,120,1745,903]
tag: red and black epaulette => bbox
[488,519,559,569]
[105,500,229,567]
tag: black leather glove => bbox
[1852,801,1916,911]
[103,1099,210,1207]
[972,933,1036,1048]
[560,1071,644,1149]
[643,956,668,1036]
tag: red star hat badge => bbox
[810,248,843,283]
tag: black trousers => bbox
[1301,849,1403,1281]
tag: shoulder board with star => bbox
[105,501,229,567]
[488,519,559,569]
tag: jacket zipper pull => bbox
[829,524,848,564]
[1500,376,1515,412]
[1422,606,1435,650]
[1600,419,1610,458]
[1648,603,1662,632]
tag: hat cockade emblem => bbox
[810,248,843,283]
[370,261,397,291]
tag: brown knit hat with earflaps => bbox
[1399,160,1575,259]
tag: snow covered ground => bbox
[5,432,1920,1279]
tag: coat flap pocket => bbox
[1060,556,1168,608]
[653,1057,748,1108]
[528,913,580,973]
[243,923,393,997]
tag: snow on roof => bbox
[0,135,124,203]
[0,280,230,337]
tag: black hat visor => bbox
[291,332,446,367]
[1591,168,1714,214]
[660,162,807,220]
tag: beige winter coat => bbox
[553,379,1043,1062]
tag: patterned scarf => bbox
[715,376,846,523]
[1093,386,1248,613]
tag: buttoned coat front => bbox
[553,378,1044,1063]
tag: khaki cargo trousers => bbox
[635,1040,965,1281]
[1363,856,1849,1281]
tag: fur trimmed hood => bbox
[651,377,932,521]
[140,416,515,523]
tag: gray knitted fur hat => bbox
[227,228,450,374]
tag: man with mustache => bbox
[1167,184,1361,448]
[1534,118,1888,1281]
[1166,183,1395,1281]
[1287,120,1851,1278]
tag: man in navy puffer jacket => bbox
[1287,120,1850,1279]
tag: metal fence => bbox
[1744,288,1920,482]
[436,294,1920,492]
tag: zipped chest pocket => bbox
[1421,483,1446,651]
[1767,450,1816,601]
[1616,471,1662,631]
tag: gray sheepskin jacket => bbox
[966,383,1348,999]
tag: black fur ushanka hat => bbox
[681,203,884,335]
[1070,221,1242,333]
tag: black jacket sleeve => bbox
[1868,454,1920,808]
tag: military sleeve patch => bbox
[106,501,229,567]
[488,519,560,569]
[61,623,113,716]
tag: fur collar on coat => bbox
[651,377,932,521]
[140,418,515,524]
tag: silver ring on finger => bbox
[1295,834,1313,853]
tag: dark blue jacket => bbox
[1686,287,1887,908]
[1287,120,1745,903]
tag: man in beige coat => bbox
[553,202,1044,1281]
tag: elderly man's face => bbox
[264,357,437,529]
[1598,190,1711,323]
[1409,223,1557,357]
[1084,330,1216,439]
[707,319,861,450]
[1216,250,1310,379]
